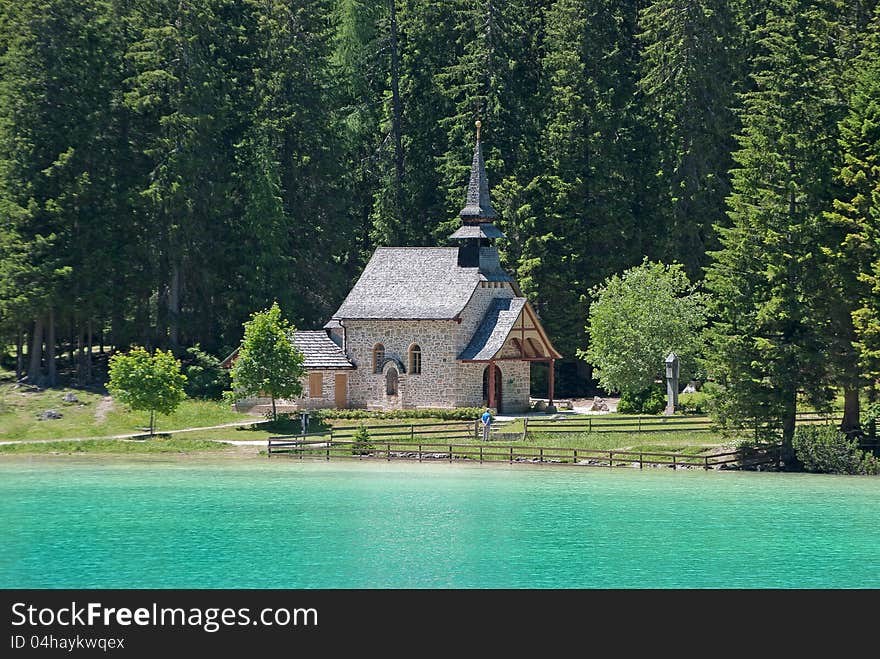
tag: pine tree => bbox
[827,9,880,411]
[514,0,644,388]
[704,0,847,451]
[637,0,743,276]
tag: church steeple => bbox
[458,120,496,223]
[450,121,505,268]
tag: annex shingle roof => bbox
[331,247,485,320]
[292,331,353,369]
[458,297,527,361]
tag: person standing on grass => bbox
[481,409,492,441]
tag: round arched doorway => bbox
[482,364,503,413]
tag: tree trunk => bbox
[781,389,797,466]
[28,316,44,383]
[86,319,93,382]
[99,328,104,354]
[868,383,877,443]
[168,263,180,351]
[150,409,155,436]
[46,308,57,387]
[15,327,23,381]
[69,321,76,369]
[76,329,85,386]
[271,396,277,422]
[388,0,404,230]
[840,386,861,436]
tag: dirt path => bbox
[94,396,114,423]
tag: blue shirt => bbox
[481,412,492,426]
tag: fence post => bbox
[609,450,613,467]
[638,417,641,434]
[480,446,483,464]
[510,446,513,463]
[704,455,709,470]
[474,420,479,440]
[449,445,452,463]
[387,443,391,461]
[540,448,543,463]
[411,424,414,441]
[523,417,528,441]
[639,452,643,469]
[418,445,422,463]
[326,446,330,461]
[573,449,578,464]
[672,454,677,470]
[267,438,271,458]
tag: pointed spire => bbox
[459,120,496,222]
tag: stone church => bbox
[227,123,560,413]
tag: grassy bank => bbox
[0,436,234,454]
[0,382,249,441]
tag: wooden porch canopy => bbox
[457,297,562,408]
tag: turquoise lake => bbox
[1,457,879,588]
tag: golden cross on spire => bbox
[475,119,481,141]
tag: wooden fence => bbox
[517,410,840,437]
[267,436,783,470]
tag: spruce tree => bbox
[704,0,846,451]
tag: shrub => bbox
[678,392,709,414]
[183,345,230,399]
[617,384,666,415]
[351,425,373,456]
[793,425,880,475]
[311,407,484,422]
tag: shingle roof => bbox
[458,297,527,361]
[331,247,484,320]
[459,139,496,221]
[292,331,353,369]
[449,224,505,240]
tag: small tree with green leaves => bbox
[107,347,187,436]
[579,260,706,397]
[351,424,373,456]
[231,302,305,420]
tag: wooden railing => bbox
[268,436,783,470]
[517,411,840,436]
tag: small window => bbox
[373,344,384,373]
[386,368,398,396]
[309,372,323,398]
[409,345,422,375]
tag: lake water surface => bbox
[2,457,878,588]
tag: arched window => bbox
[409,344,422,375]
[386,368,399,396]
[373,344,384,373]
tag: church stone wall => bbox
[455,360,530,413]
[340,285,530,413]
[344,319,460,409]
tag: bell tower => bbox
[450,120,504,268]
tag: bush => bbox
[351,425,373,456]
[617,384,666,415]
[678,392,709,414]
[793,425,880,475]
[183,345,230,399]
[311,407,484,422]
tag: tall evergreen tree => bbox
[638,0,743,276]
[827,9,880,405]
[704,0,847,451]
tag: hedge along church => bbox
[228,123,560,413]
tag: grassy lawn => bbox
[0,436,234,454]
[0,382,251,441]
